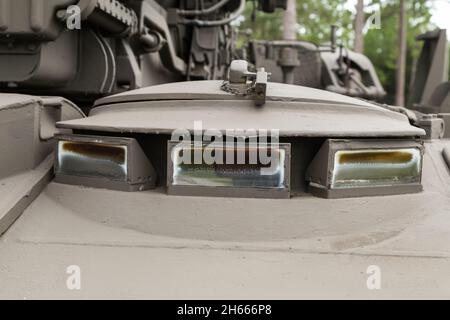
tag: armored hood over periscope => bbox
[61,78,422,138]
[54,61,425,200]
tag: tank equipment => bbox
[408,29,450,137]
[321,45,386,100]
[52,60,426,200]
[220,59,269,106]
[408,29,449,113]
[246,26,386,100]
[0,0,286,107]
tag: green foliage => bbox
[364,0,434,104]
[237,0,354,46]
[296,0,354,45]
[235,2,284,47]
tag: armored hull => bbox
[1,79,450,299]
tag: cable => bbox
[177,0,231,16]
[179,0,245,27]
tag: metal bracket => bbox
[221,60,270,106]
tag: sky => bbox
[429,0,450,38]
[345,0,450,39]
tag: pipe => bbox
[179,0,245,27]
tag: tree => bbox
[364,0,434,104]
[354,0,365,53]
[237,0,354,46]
[395,0,407,106]
[283,0,297,40]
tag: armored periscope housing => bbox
[52,60,425,201]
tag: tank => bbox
[1,1,450,300]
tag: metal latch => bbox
[221,60,270,107]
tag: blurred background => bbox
[233,0,450,105]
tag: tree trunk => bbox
[283,0,297,40]
[354,0,365,53]
[395,0,407,106]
